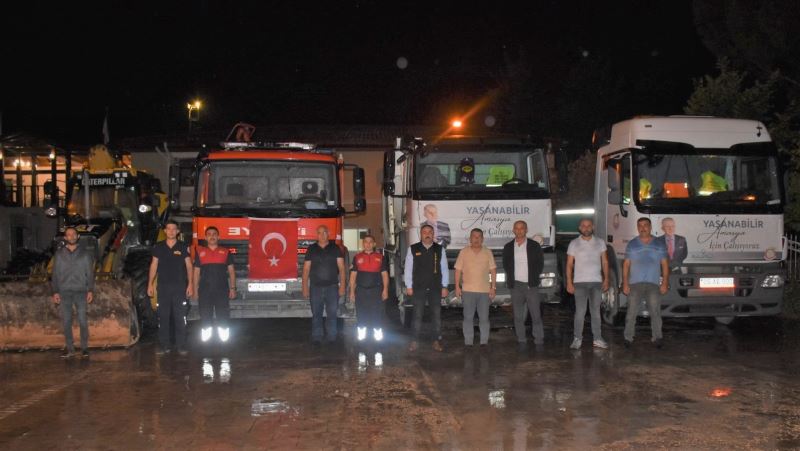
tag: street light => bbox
[187,100,202,133]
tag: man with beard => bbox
[51,226,95,358]
[565,218,609,350]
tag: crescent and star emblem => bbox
[261,232,288,266]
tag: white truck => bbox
[382,135,561,325]
[593,116,786,325]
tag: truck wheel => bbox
[124,251,157,330]
[601,274,620,326]
[714,316,735,326]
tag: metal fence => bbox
[786,235,800,285]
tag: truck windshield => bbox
[634,141,783,213]
[68,184,139,222]
[414,148,549,199]
[196,161,339,210]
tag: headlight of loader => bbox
[761,275,784,288]
[138,204,153,213]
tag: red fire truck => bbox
[187,138,365,320]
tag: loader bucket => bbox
[0,279,140,351]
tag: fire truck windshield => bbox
[196,161,339,210]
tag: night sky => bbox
[2,1,714,146]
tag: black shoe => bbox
[81,349,90,358]
[61,350,75,359]
[624,340,633,349]
[654,339,663,349]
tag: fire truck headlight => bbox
[761,275,784,288]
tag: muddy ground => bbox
[2,307,800,450]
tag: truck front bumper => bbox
[630,267,785,318]
[186,278,354,320]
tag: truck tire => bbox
[601,273,621,326]
[124,250,157,330]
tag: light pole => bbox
[187,100,202,134]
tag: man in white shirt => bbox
[565,218,610,350]
[501,221,544,345]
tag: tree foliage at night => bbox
[688,0,800,230]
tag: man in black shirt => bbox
[302,225,346,344]
[148,220,193,355]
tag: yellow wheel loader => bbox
[0,146,169,350]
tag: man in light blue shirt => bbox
[622,217,669,348]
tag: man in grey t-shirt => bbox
[565,218,609,350]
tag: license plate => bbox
[248,283,287,292]
[699,277,734,288]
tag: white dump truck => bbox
[593,116,786,325]
[382,135,560,325]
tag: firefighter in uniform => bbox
[348,235,389,343]
[193,226,236,343]
[404,224,449,352]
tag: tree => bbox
[685,61,800,231]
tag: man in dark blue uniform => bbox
[348,235,389,343]
[193,226,236,343]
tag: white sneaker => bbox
[570,337,582,349]
[593,338,609,349]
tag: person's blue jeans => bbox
[310,284,339,342]
[624,283,663,342]
[573,282,603,341]
[60,290,89,352]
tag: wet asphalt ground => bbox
[2,306,800,450]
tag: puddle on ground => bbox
[202,357,231,384]
[251,398,299,417]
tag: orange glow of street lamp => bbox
[451,119,463,129]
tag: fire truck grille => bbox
[218,239,311,279]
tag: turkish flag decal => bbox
[249,218,299,280]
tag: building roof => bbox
[118,124,448,151]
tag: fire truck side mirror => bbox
[353,167,366,212]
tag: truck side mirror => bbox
[606,162,621,205]
[383,151,395,195]
[353,167,366,213]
